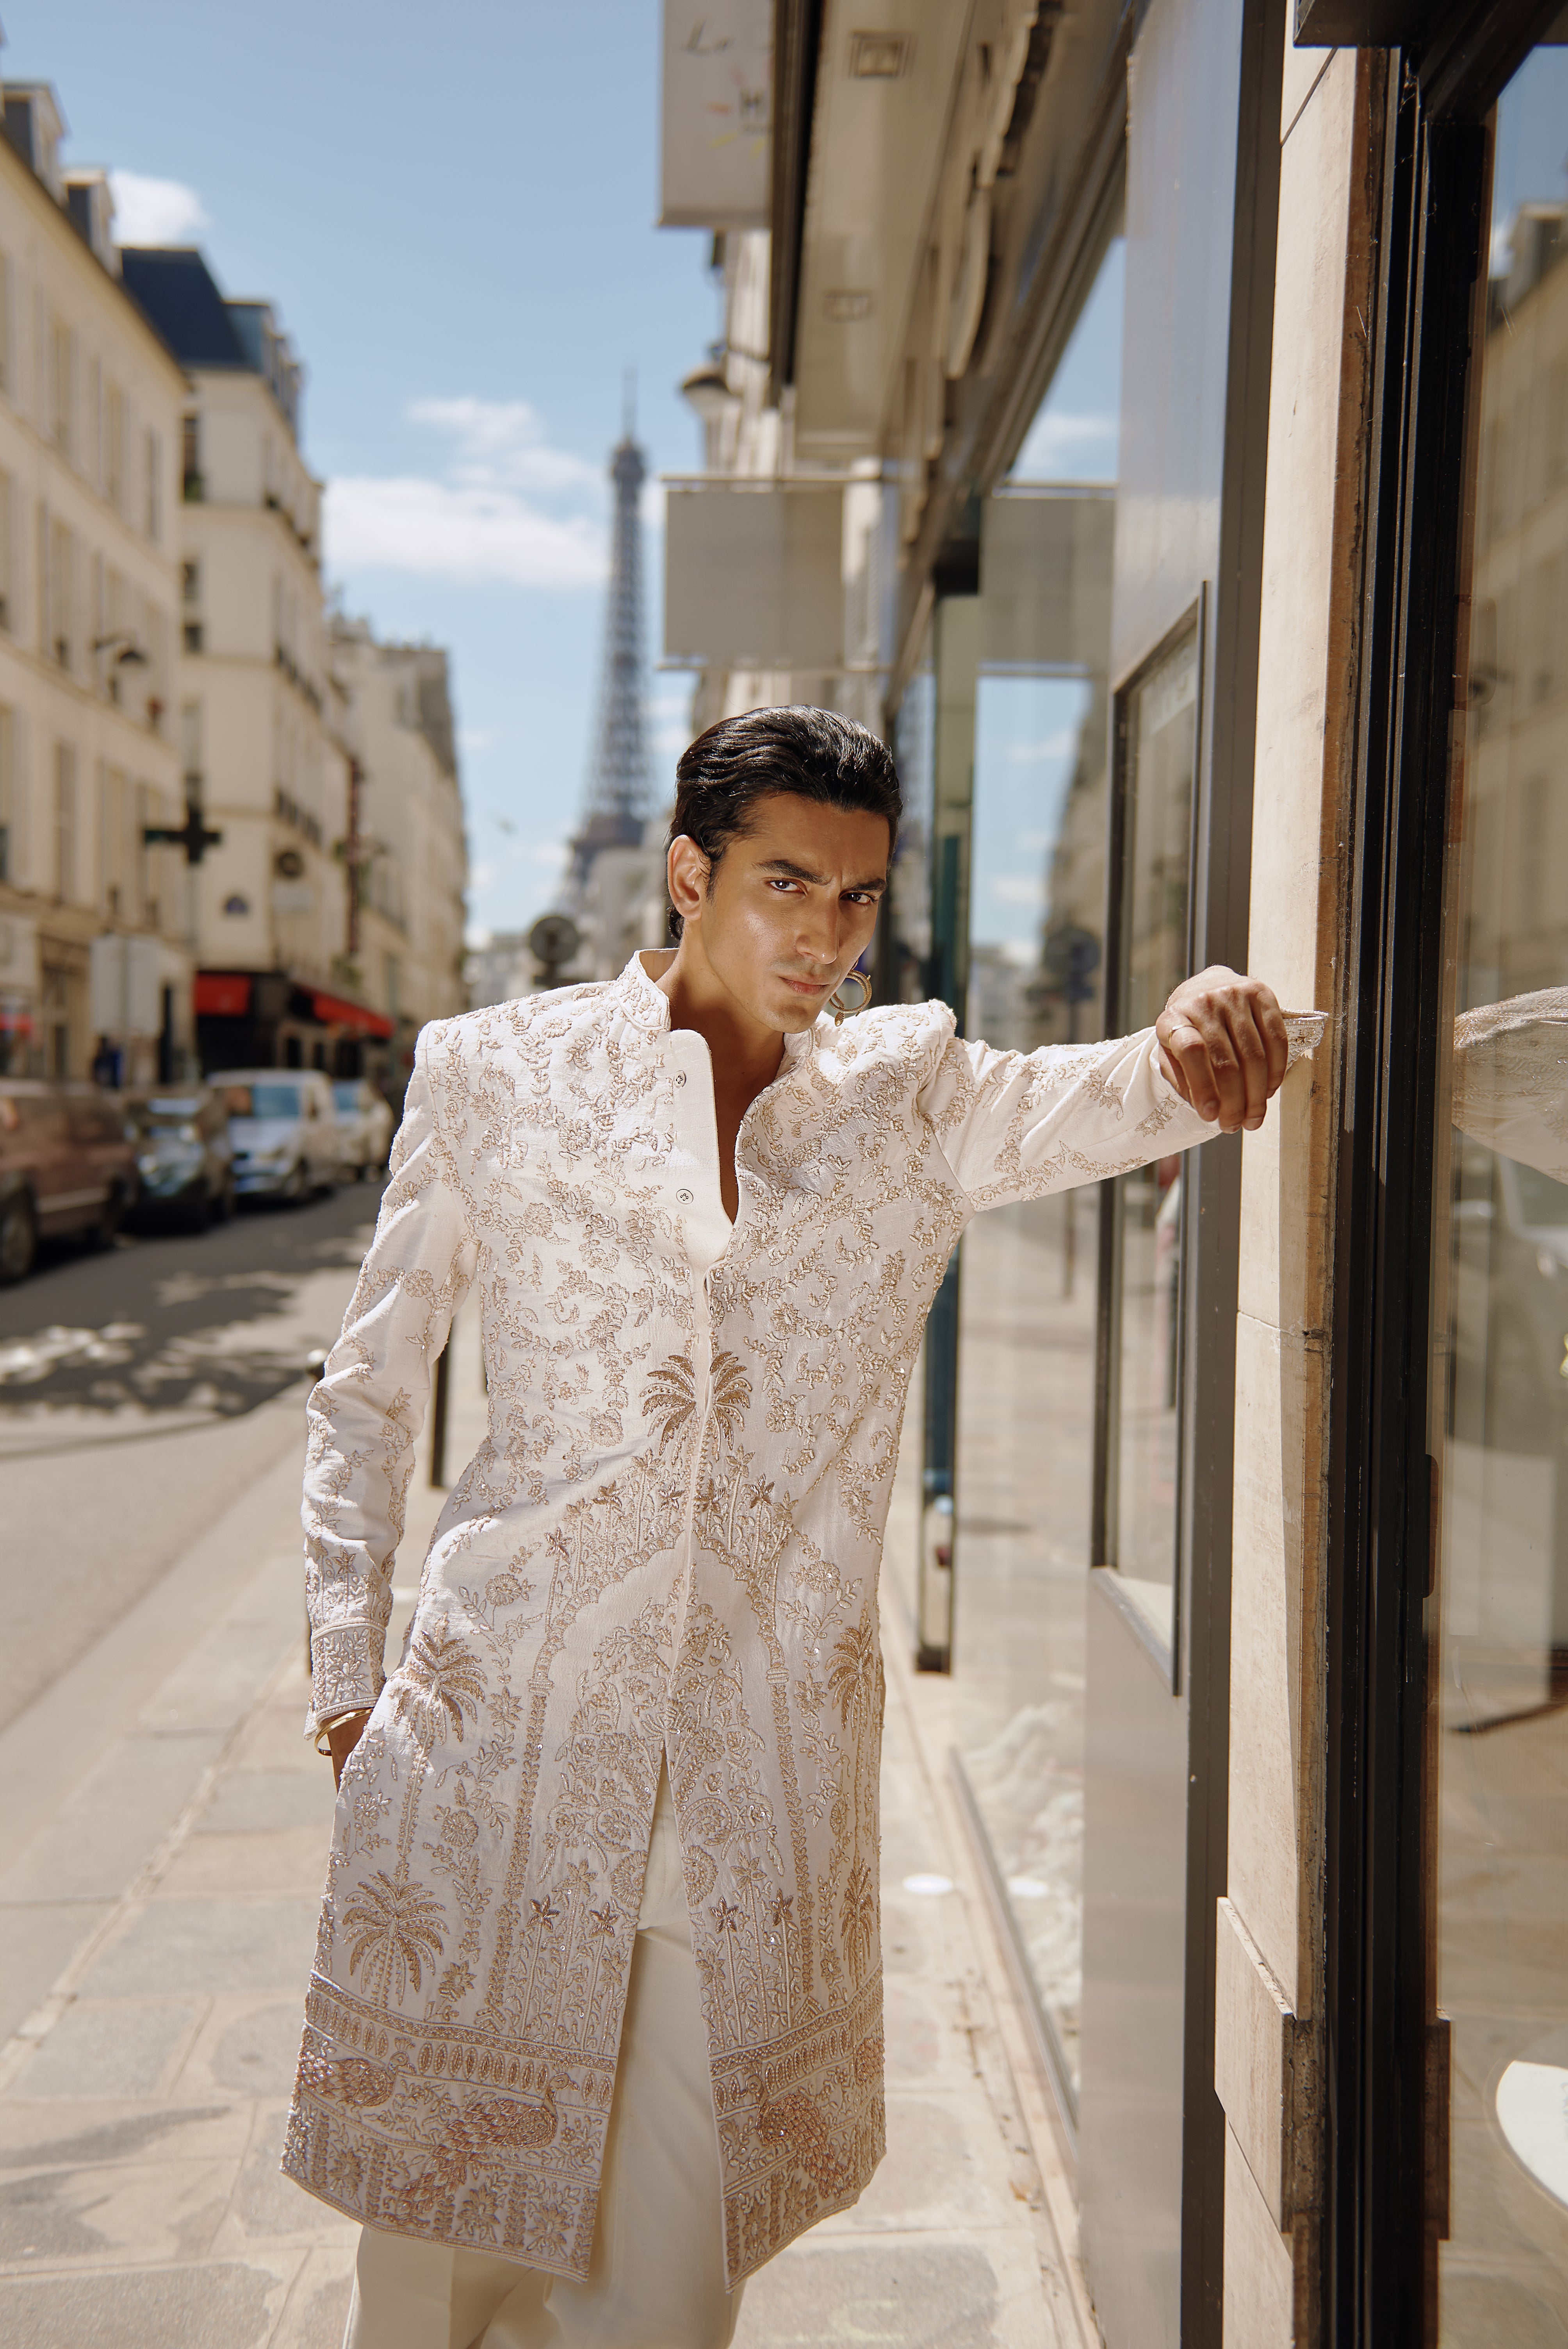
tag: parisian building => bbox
[329,617,468,1101]
[660,2,1568,2340]
[119,247,467,1100]
[0,81,189,1083]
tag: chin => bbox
[773,994,826,1031]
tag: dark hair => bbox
[666,705,902,938]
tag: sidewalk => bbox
[0,1307,1090,2348]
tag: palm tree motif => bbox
[707,1351,752,1448]
[644,1349,752,1456]
[342,1867,447,2003]
[841,1859,876,1987]
[827,1606,878,1732]
[644,1355,698,1454]
[390,1629,486,1750]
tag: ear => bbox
[666,834,710,924]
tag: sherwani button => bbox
[677,1189,694,1203]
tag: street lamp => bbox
[92,631,149,663]
[92,631,149,707]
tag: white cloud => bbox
[1012,411,1117,480]
[326,476,604,588]
[1005,727,1078,765]
[109,169,208,245]
[991,873,1046,906]
[326,399,609,590]
[408,399,600,495]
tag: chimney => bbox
[66,169,120,275]
[3,84,67,201]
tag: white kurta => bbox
[283,950,1313,2287]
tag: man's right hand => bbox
[326,1709,372,1789]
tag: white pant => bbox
[343,1765,745,2349]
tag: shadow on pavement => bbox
[0,1184,381,1424]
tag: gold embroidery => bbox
[285,954,1231,2285]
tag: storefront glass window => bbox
[887,623,935,1006]
[1432,37,1568,2335]
[953,229,1124,2113]
[1101,622,1199,1656]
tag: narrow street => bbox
[0,1203,1087,2349]
[0,1186,385,1739]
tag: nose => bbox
[797,896,843,971]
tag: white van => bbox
[219,1069,343,1202]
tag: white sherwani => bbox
[283,951,1307,2287]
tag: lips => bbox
[781,975,831,996]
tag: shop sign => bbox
[659,1,772,230]
[664,478,843,668]
[89,932,162,1037]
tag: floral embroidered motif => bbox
[285,950,1269,2287]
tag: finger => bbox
[1161,1019,1222,1121]
[1256,988,1290,1097]
[1181,998,1244,1128]
[1225,999,1272,1129]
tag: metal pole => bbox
[429,1340,450,1488]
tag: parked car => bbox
[331,1078,395,1179]
[123,1086,237,1232]
[218,1070,342,1203]
[0,1080,137,1283]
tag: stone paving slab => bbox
[0,1301,1090,2345]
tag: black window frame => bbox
[1320,5,1568,2340]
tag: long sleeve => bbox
[1450,988,1568,1183]
[303,1028,478,1729]
[918,1014,1326,1214]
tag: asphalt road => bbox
[0,1181,381,1739]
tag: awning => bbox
[309,989,394,1039]
[194,972,252,1018]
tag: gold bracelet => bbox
[314,1706,373,1759]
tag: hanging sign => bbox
[659,2,773,230]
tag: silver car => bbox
[220,1070,342,1203]
[330,1078,395,1180]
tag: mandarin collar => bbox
[617,950,822,1065]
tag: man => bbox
[285,707,1308,2349]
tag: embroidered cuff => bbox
[309,1621,382,1733]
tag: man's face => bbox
[671,791,891,1035]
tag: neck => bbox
[647,942,788,1090]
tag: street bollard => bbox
[429,1339,450,1488]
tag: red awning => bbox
[310,990,394,1039]
[194,972,252,1018]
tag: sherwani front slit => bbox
[284,951,1305,2295]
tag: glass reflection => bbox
[1102,626,1198,1651]
[953,228,1123,2110]
[1434,35,1568,2338]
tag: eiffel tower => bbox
[569,381,652,893]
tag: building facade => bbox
[330,618,468,1097]
[119,248,467,1097]
[0,82,188,1083]
[661,3,1568,2342]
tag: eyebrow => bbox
[756,857,887,893]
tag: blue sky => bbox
[973,238,1123,958]
[19,0,716,940]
